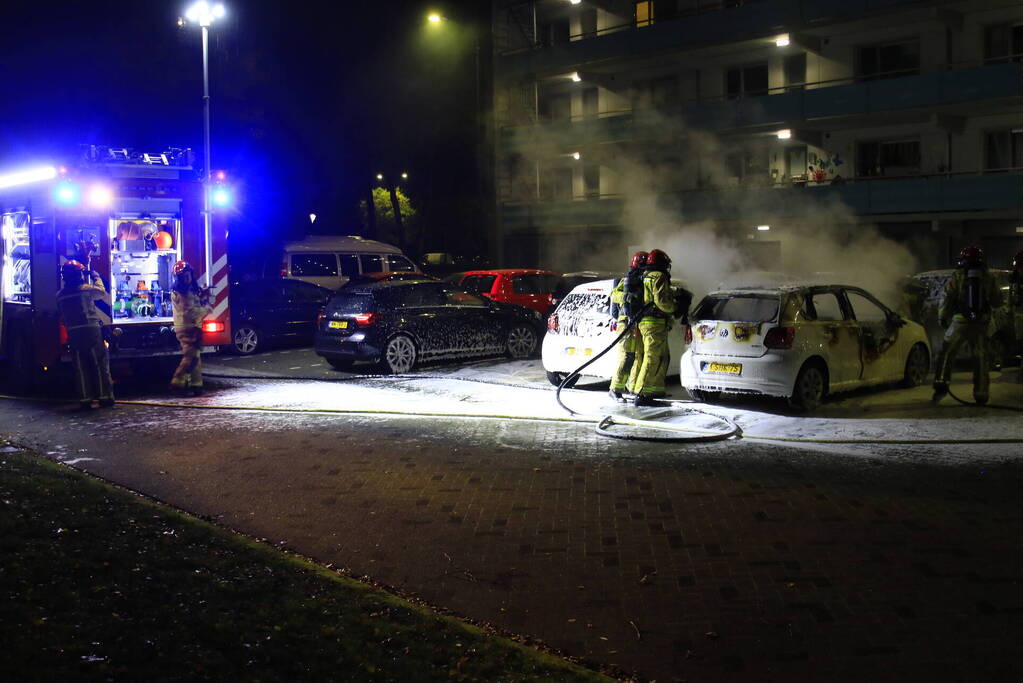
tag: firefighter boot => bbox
[931,382,948,404]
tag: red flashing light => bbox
[354,313,379,327]
[58,165,68,176]
[764,326,795,349]
[215,170,226,181]
[280,262,288,277]
[202,320,225,334]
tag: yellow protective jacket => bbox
[640,270,675,324]
[171,288,211,330]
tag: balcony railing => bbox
[498,169,1023,226]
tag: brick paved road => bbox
[3,386,1021,682]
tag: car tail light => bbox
[280,261,288,277]
[684,325,693,344]
[202,320,225,334]
[316,311,325,325]
[354,312,379,327]
[547,313,558,333]
[764,326,795,349]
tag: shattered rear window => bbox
[693,295,779,323]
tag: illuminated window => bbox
[635,1,652,27]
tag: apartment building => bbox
[491,0,1023,273]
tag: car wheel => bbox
[689,389,720,403]
[789,361,826,413]
[326,357,354,371]
[380,334,417,374]
[506,324,538,359]
[901,343,929,388]
[232,324,261,355]
[546,370,578,388]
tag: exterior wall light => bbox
[571,72,582,82]
[775,35,790,47]
[757,225,771,231]
[777,129,792,140]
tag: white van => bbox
[279,236,419,290]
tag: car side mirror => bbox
[887,311,906,328]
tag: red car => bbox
[457,269,561,316]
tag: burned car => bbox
[679,284,931,412]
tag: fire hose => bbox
[553,304,742,443]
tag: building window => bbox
[540,166,573,200]
[984,129,1023,171]
[540,18,570,46]
[635,1,653,27]
[583,165,600,197]
[632,76,679,110]
[725,63,768,99]
[784,53,806,91]
[984,24,1023,63]
[580,9,597,39]
[540,92,571,122]
[582,87,599,119]
[856,39,919,80]
[856,139,920,177]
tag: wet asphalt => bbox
[2,345,1022,681]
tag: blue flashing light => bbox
[54,181,81,207]
[211,186,231,208]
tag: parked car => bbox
[541,278,688,387]
[550,271,618,308]
[229,278,333,355]
[341,270,438,287]
[278,236,418,290]
[455,269,561,317]
[314,279,545,373]
[679,284,931,412]
[911,269,1019,370]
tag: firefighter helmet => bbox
[645,249,671,271]
[172,260,193,276]
[62,259,86,275]
[1013,249,1023,272]
[956,245,984,268]
[630,251,649,269]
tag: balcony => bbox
[498,173,1023,230]
[498,0,925,79]
[498,63,1023,151]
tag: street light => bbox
[179,1,226,288]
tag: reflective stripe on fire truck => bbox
[209,252,229,320]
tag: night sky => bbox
[1,0,484,264]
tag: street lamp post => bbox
[180,1,226,288]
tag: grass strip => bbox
[0,447,611,681]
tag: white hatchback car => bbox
[679,284,931,411]
[542,278,687,386]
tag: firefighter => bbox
[608,250,648,402]
[169,261,211,395]
[932,246,1004,405]
[633,249,676,407]
[56,260,115,410]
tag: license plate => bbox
[328,320,348,329]
[708,362,741,374]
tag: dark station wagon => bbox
[314,279,545,373]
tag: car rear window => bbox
[461,274,497,295]
[693,295,779,323]
[512,273,556,295]
[291,254,337,277]
[327,292,377,314]
[557,292,610,318]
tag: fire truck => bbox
[0,146,231,387]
